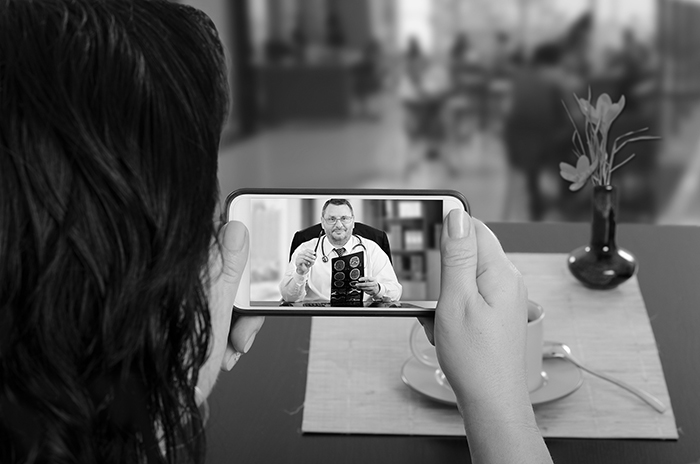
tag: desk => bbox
[206,223,700,464]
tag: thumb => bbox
[437,209,479,320]
[210,221,250,371]
[208,220,248,324]
[217,220,249,285]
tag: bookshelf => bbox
[383,200,443,300]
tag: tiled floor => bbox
[218,94,700,226]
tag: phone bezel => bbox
[225,188,469,316]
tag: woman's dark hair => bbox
[0,0,229,462]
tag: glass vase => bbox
[567,185,637,289]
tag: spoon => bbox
[543,341,666,413]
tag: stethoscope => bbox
[314,231,367,263]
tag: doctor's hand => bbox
[295,249,317,275]
[353,276,380,297]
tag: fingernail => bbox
[194,386,206,406]
[448,210,468,238]
[229,222,247,251]
[225,351,242,371]
[243,333,257,354]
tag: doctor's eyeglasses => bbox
[322,216,354,225]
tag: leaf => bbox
[613,127,650,147]
[611,134,660,156]
[562,100,585,154]
[610,153,637,173]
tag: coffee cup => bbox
[409,300,545,392]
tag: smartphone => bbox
[226,189,469,316]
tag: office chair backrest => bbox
[288,222,392,264]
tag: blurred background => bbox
[185,0,700,225]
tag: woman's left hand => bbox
[197,221,265,400]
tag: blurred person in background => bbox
[503,43,571,221]
[448,32,488,131]
[352,40,385,118]
[486,32,518,133]
[399,36,451,166]
[561,12,593,81]
[404,36,428,88]
[490,31,518,80]
[609,28,657,112]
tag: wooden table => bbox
[206,223,700,464]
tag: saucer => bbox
[401,357,583,406]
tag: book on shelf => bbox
[385,200,395,218]
[403,229,424,251]
[388,224,403,250]
[425,249,441,300]
[397,201,422,218]
[392,254,405,273]
[410,255,424,280]
[401,281,427,300]
[433,223,442,249]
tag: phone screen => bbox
[226,189,469,316]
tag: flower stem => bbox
[610,153,637,174]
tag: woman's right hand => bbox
[429,210,529,407]
[421,210,552,464]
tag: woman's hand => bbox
[420,210,551,464]
[425,210,529,407]
[197,221,265,401]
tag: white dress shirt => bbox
[279,234,402,303]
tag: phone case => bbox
[226,188,469,317]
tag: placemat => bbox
[301,253,678,439]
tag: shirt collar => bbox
[329,234,359,252]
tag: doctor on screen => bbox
[279,199,402,303]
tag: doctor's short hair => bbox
[321,198,354,217]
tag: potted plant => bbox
[560,91,659,289]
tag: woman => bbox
[0,1,264,461]
[0,1,551,463]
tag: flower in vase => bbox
[560,91,659,191]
